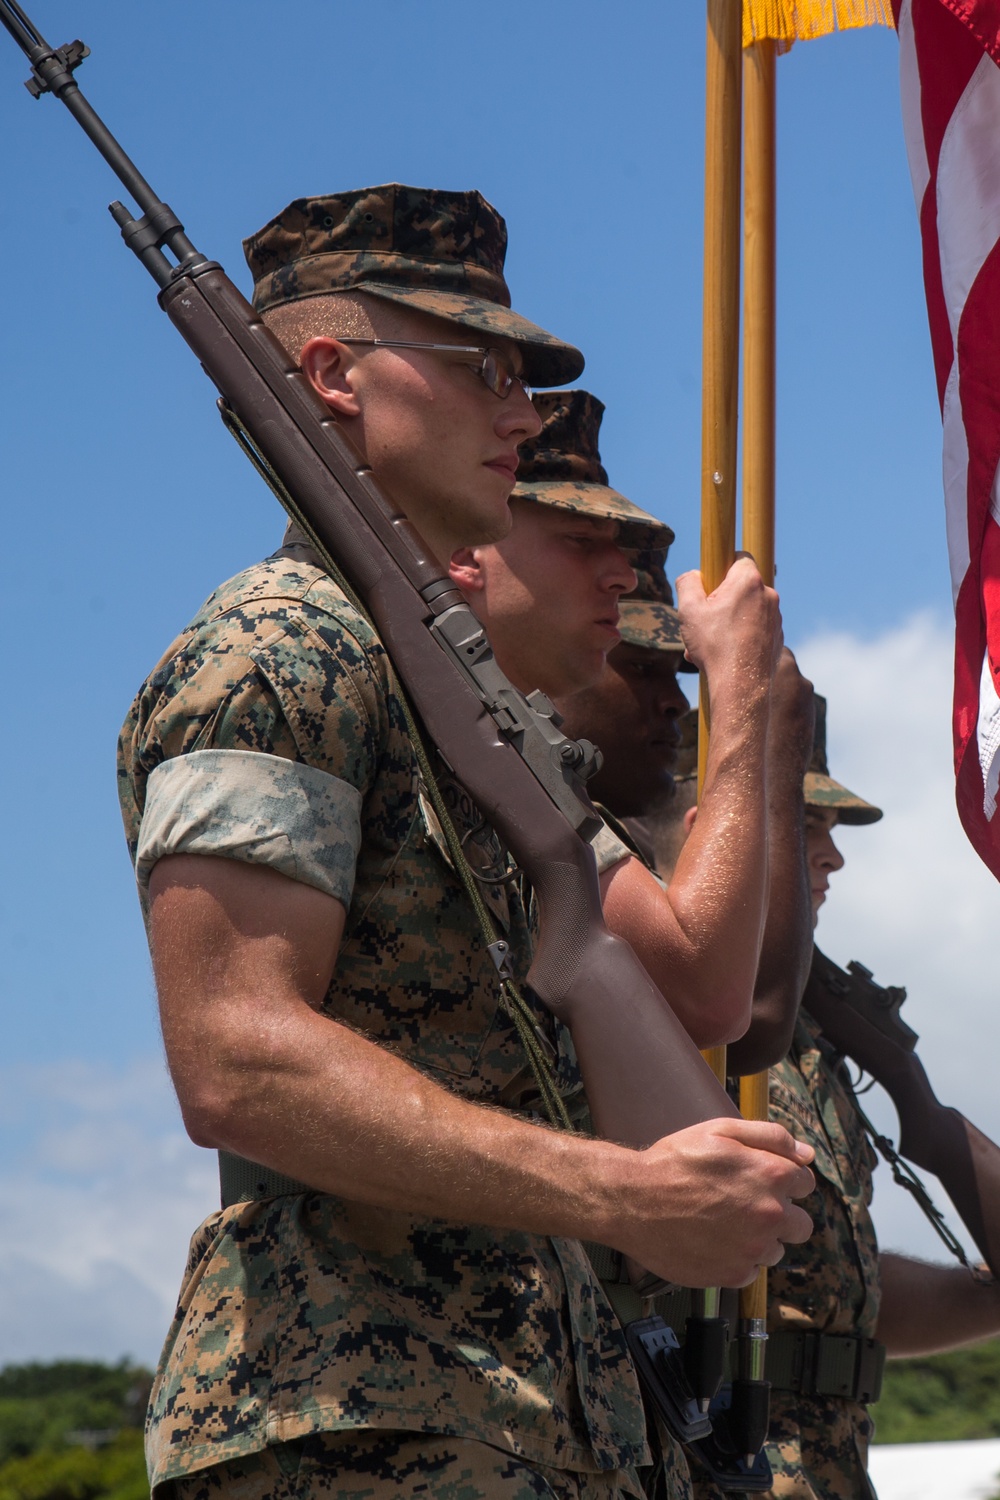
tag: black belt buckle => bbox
[626,1316,713,1444]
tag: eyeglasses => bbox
[336,338,531,400]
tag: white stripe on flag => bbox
[978,625,1000,820]
[936,53,1000,342]
[942,359,972,601]
[898,0,932,213]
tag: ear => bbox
[449,547,486,596]
[299,337,362,417]
[683,804,699,836]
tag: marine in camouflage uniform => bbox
[453,399,816,1500]
[752,704,884,1500]
[664,701,885,1500]
[456,390,697,1500]
[118,186,653,1498]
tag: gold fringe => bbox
[743,0,896,46]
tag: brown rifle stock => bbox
[805,947,1000,1277]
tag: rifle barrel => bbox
[0,0,204,285]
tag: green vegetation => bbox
[6,1344,1000,1493]
[0,1363,150,1500]
[876,1337,1000,1444]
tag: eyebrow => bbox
[556,515,620,538]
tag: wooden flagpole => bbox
[738,25,777,1389]
[699,0,743,1087]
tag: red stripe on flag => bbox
[915,0,990,166]
[919,189,953,406]
[942,0,1000,64]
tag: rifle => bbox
[805,946,1000,1278]
[0,6,741,1191]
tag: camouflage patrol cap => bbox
[512,391,673,549]
[671,694,885,819]
[805,694,882,825]
[618,547,696,670]
[243,184,583,388]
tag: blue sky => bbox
[1,3,988,1365]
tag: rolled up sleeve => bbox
[135,748,363,906]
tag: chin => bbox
[475,498,515,545]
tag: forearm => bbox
[167,987,821,1287]
[600,682,769,1046]
[727,765,810,1075]
[661,678,770,1027]
[149,854,816,1289]
[878,1252,1000,1355]
[174,989,624,1239]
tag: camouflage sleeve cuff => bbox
[590,820,632,875]
[135,749,363,906]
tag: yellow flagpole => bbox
[699,0,743,1088]
[738,29,777,1410]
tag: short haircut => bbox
[262,290,414,362]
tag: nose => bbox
[497,381,542,443]
[600,544,638,596]
[657,672,690,718]
[810,828,845,874]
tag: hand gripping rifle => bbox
[806,946,1000,1279]
[0,7,743,1189]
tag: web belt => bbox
[585,1244,884,1403]
[764,1329,885,1404]
[219,1151,310,1207]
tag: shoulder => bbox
[141,551,395,728]
[189,551,382,663]
[120,552,406,817]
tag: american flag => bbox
[894,0,1000,878]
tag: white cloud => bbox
[0,1057,217,1367]
[796,612,1000,1265]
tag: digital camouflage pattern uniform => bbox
[685,1014,883,1500]
[754,1008,881,1500]
[634,700,884,1500]
[118,188,667,1498]
[120,552,650,1496]
[509,401,695,1500]
[752,699,884,1500]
